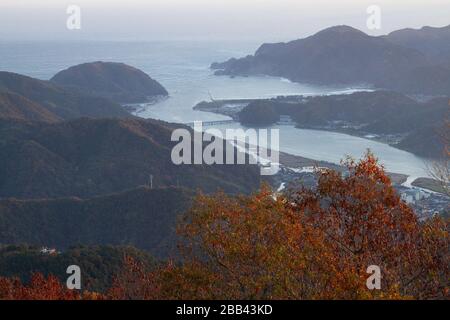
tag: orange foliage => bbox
[109,152,448,300]
[107,256,158,300]
[290,153,449,299]
[0,273,104,300]
[1,153,448,300]
[0,274,82,300]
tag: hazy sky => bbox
[1,0,449,42]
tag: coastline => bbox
[191,98,446,194]
[193,97,430,157]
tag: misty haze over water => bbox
[1,0,449,41]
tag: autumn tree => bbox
[2,154,448,300]
[110,153,448,300]
[0,273,106,300]
[289,153,448,299]
[0,273,81,300]
[107,256,160,300]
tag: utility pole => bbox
[148,174,153,189]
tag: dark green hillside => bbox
[0,187,192,258]
[0,117,260,199]
[239,100,279,126]
[0,244,154,292]
[396,124,445,158]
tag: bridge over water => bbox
[185,117,295,127]
[184,120,237,127]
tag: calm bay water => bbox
[0,40,431,178]
[212,123,430,178]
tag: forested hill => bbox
[0,244,155,292]
[0,187,192,258]
[0,117,260,199]
[51,61,168,103]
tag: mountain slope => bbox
[212,25,450,95]
[0,71,131,120]
[51,62,168,103]
[0,117,261,199]
[0,92,61,123]
[0,187,192,258]
[396,124,445,158]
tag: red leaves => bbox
[1,153,448,300]
[0,273,83,300]
[151,153,448,300]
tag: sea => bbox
[0,40,431,179]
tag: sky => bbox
[0,0,449,42]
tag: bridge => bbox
[184,118,295,127]
[184,120,237,127]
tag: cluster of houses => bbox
[40,247,59,255]
[397,186,449,219]
[400,188,431,205]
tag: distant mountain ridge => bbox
[385,25,450,63]
[212,25,450,95]
[51,62,169,104]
